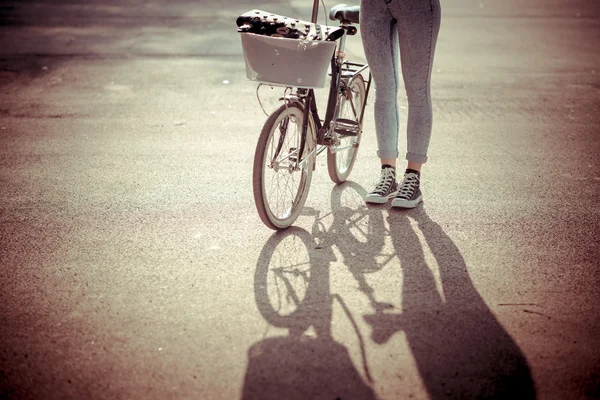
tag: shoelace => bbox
[397,173,419,199]
[372,168,395,195]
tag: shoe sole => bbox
[391,195,422,208]
[364,190,398,204]
[364,196,389,204]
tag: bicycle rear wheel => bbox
[327,74,366,184]
[253,102,316,230]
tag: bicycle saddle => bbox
[329,4,360,24]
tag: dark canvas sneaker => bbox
[364,166,398,204]
[391,172,422,208]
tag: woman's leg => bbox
[392,0,442,167]
[360,0,400,167]
[378,0,441,208]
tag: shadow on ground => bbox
[244,182,536,399]
[244,224,377,400]
[366,208,537,399]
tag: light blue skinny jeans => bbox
[360,0,441,164]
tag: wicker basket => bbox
[240,33,336,89]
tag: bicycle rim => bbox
[253,103,315,230]
[327,74,366,184]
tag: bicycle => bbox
[237,3,372,230]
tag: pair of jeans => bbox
[360,0,441,163]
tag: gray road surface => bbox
[1,0,599,399]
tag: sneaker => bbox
[364,165,398,204]
[391,171,422,208]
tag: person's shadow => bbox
[364,207,537,399]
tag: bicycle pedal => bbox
[289,147,297,162]
[333,118,360,136]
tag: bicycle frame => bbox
[286,18,372,171]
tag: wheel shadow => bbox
[242,226,378,400]
[363,206,537,399]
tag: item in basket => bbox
[236,16,264,35]
[236,10,325,40]
[237,17,304,39]
[276,27,291,35]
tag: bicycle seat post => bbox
[336,24,348,66]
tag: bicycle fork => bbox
[268,92,316,173]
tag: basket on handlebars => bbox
[240,33,336,89]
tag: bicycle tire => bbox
[253,102,316,230]
[327,74,366,184]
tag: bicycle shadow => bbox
[242,226,378,400]
[243,181,536,399]
[363,207,537,399]
[325,182,396,313]
[242,181,408,399]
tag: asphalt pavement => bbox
[1,0,599,399]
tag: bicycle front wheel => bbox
[253,102,315,230]
[327,74,366,184]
